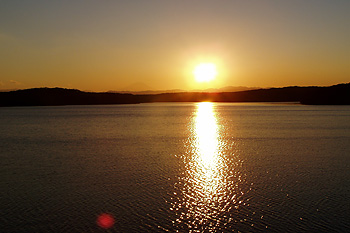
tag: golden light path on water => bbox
[170,102,251,232]
[193,102,222,198]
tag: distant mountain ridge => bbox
[112,86,259,95]
[1,83,349,106]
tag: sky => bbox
[0,0,349,91]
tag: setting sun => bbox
[193,63,218,83]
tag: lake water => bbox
[1,103,350,232]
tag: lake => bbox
[1,103,349,232]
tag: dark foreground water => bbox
[1,103,350,232]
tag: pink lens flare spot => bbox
[97,213,115,229]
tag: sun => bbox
[193,63,218,83]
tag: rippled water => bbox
[1,103,349,232]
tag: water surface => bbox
[1,103,349,232]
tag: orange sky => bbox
[0,1,349,91]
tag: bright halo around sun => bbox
[193,63,218,83]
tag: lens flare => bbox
[97,213,115,229]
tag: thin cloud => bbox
[9,80,23,85]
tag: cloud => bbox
[0,81,4,86]
[9,80,23,85]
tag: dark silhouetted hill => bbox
[0,88,140,106]
[298,83,350,105]
[0,83,349,107]
[146,83,350,104]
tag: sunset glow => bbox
[0,1,349,91]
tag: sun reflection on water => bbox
[195,102,219,168]
[193,102,222,200]
[170,102,251,232]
